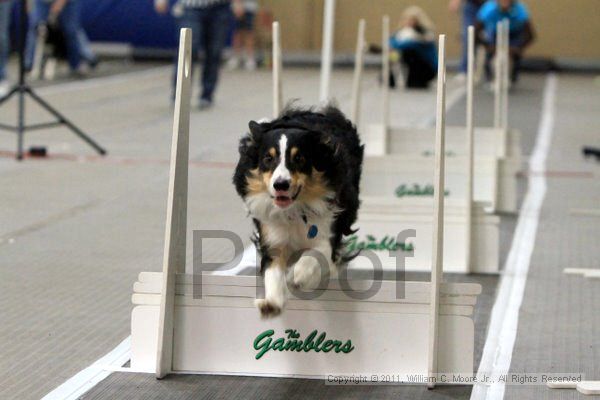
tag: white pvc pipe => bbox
[502,19,510,130]
[428,34,446,390]
[493,21,503,128]
[350,19,366,124]
[382,15,391,130]
[465,26,475,273]
[272,22,283,118]
[319,0,336,102]
[156,28,192,379]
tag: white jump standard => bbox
[130,30,482,384]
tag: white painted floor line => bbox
[43,245,257,399]
[470,73,557,400]
[41,336,131,400]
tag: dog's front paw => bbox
[255,298,283,319]
[290,256,325,290]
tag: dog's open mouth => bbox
[273,186,302,208]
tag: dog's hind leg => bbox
[255,261,287,318]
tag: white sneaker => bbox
[243,58,257,71]
[226,57,240,71]
[0,80,10,97]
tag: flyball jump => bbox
[349,23,500,274]
[129,27,482,386]
[356,19,520,214]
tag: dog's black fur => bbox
[233,105,364,270]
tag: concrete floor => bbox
[0,64,598,400]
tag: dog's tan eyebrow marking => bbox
[290,147,298,158]
[268,147,276,157]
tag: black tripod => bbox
[0,0,106,160]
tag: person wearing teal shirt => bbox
[476,0,535,83]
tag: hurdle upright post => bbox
[319,0,336,102]
[156,28,192,379]
[428,34,447,389]
[493,21,503,128]
[382,15,391,131]
[465,26,475,272]
[501,19,510,130]
[272,21,283,118]
[350,19,366,124]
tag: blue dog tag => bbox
[307,224,318,239]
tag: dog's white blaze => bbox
[270,134,291,192]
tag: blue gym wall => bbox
[80,0,178,49]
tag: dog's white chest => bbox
[264,216,330,251]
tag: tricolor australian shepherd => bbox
[233,106,364,318]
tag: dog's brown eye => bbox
[295,155,306,166]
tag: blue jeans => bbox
[25,0,82,71]
[0,0,13,80]
[460,1,480,73]
[175,3,232,101]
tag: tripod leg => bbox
[25,87,107,155]
[17,88,25,160]
[0,86,19,106]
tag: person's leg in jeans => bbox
[172,7,202,100]
[460,1,479,73]
[200,3,231,103]
[483,32,496,83]
[0,0,13,82]
[57,0,82,71]
[509,32,524,83]
[69,0,97,66]
[77,29,97,65]
[25,0,50,71]
[484,48,494,82]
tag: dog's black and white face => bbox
[240,123,335,222]
[233,107,364,318]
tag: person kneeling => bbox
[390,6,438,89]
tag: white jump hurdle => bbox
[349,27,500,274]
[130,30,482,385]
[350,19,366,124]
[272,22,283,118]
[359,20,520,214]
[319,0,336,102]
